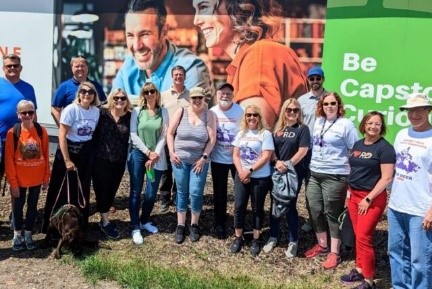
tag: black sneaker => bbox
[352,280,376,289]
[189,224,200,242]
[341,269,365,284]
[250,238,260,257]
[100,221,120,240]
[175,225,186,244]
[215,225,226,239]
[230,236,243,253]
[12,235,25,251]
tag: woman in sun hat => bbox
[388,93,432,289]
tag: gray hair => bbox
[16,100,35,112]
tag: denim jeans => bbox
[128,148,163,231]
[211,161,236,227]
[12,186,41,231]
[171,161,209,213]
[388,208,432,289]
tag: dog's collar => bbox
[52,204,76,220]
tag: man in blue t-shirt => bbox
[113,0,211,104]
[0,54,38,181]
[51,55,106,127]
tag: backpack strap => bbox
[13,122,44,152]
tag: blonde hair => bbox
[73,81,101,107]
[138,82,161,109]
[240,104,267,134]
[274,98,303,132]
[106,88,133,112]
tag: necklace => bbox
[319,117,338,147]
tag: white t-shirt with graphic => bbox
[233,129,274,178]
[389,127,432,217]
[210,103,244,164]
[60,103,100,142]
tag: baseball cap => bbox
[189,86,206,97]
[307,66,324,78]
[400,93,432,110]
[217,82,234,91]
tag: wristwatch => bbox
[365,197,371,203]
[202,153,208,160]
[249,167,254,173]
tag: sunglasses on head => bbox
[323,101,338,107]
[245,113,259,118]
[308,76,322,82]
[113,96,127,101]
[143,89,156,95]
[5,64,20,69]
[286,108,300,114]
[79,88,95,96]
[20,111,35,117]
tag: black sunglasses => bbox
[323,101,338,107]
[5,64,20,69]
[286,108,300,114]
[308,76,322,82]
[191,96,204,100]
[245,113,259,118]
[79,88,95,96]
[20,111,35,116]
[144,89,156,95]
[113,96,127,101]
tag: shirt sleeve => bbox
[52,83,67,107]
[4,129,18,189]
[42,128,51,183]
[299,125,311,148]
[344,119,360,149]
[379,141,396,164]
[262,130,275,151]
[60,103,76,127]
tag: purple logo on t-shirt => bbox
[396,148,420,173]
[77,124,93,136]
[216,125,235,143]
[239,143,259,161]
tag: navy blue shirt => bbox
[51,78,106,108]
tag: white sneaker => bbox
[263,237,278,253]
[132,229,143,245]
[285,241,298,258]
[140,222,158,234]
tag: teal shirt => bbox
[137,108,163,151]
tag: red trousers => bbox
[347,187,387,279]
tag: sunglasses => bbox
[323,101,338,107]
[245,113,259,118]
[113,96,127,102]
[308,76,322,82]
[191,96,204,100]
[143,89,156,95]
[366,122,382,127]
[5,64,20,69]
[20,111,35,116]
[79,89,95,96]
[286,108,300,114]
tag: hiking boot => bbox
[175,225,186,244]
[351,280,376,289]
[214,225,226,239]
[322,252,342,270]
[250,238,261,257]
[230,236,243,253]
[12,235,25,251]
[263,237,278,253]
[285,241,298,258]
[341,269,365,284]
[132,229,143,245]
[140,222,159,234]
[189,224,200,242]
[304,243,329,258]
[100,222,120,240]
[24,234,37,250]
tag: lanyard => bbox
[319,117,338,147]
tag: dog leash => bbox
[50,169,87,218]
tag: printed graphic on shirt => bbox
[239,142,259,161]
[274,130,296,138]
[216,124,235,143]
[396,147,420,174]
[312,135,328,147]
[351,150,372,159]
[19,137,41,160]
[77,122,94,137]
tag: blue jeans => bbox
[388,208,432,289]
[128,148,163,231]
[171,162,209,213]
[12,186,41,231]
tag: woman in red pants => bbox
[341,111,395,289]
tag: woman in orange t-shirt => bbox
[5,100,50,251]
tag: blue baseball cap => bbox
[307,66,324,78]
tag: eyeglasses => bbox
[5,64,20,69]
[20,111,35,116]
[366,122,382,127]
[113,96,127,102]
[308,76,322,82]
[286,108,300,114]
[143,89,156,95]
[79,89,95,96]
[245,113,259,118]
[191,96,204,100]
[323,101,338,107]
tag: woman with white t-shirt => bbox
[231,104,274,257]
[304,92,359,270]
[41,81,100,234]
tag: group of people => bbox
[1,0,432,289]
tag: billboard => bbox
[323,0,432,142]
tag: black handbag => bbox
[339,208,355,248]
